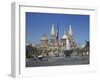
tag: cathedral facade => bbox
[39,24,76,56]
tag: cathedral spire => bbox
[51,24,56,36]
[68,24,72,35]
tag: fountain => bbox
[64,37,73,57]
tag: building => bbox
[38,24,76,56]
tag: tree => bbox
[26,45,42,58]
[26,45,33,58]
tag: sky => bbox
[26,12,89,45]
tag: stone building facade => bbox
[38,24,76,56]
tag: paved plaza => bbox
[26,54,89,67]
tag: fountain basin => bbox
[64,50,73,57]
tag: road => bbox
[26,55,89,67]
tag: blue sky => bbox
[26,12,89,45]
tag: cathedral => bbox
[39,24,77,56]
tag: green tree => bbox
[26,45,42,58]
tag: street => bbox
[26,55,89,67]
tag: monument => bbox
[64,35,73,57]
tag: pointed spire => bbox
[51,24,56,36]
[64,31,66,35]
[68,24,72,35]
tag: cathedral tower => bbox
[67,24,76,49]
[50,24,57,46]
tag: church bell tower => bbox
[50,24,58,47]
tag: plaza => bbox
[26,55,89,67]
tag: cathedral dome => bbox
[41,37,48,40]
[62,31,68,39]
[41,34,48,40]
[62,34,68,39]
